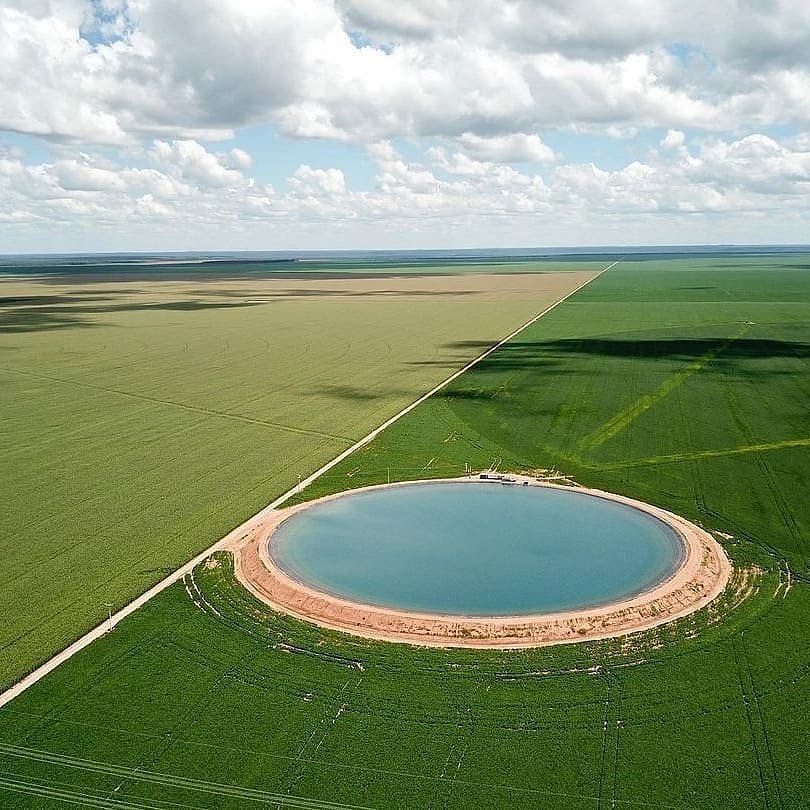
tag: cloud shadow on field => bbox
[186,287,484,300]
[0,294,116,307]
[407,356,566,373]
[0,298,265,333]
[442,339,498,350]
[0,284,484,334]
[708,263,810,271]
[310,383,419,402]
[270,288,482,298]
[0,309,98,333]
[531,337,810,360]
[432,336,810,376]
[13,268,471,284]
[442,387,506,401]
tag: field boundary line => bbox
[596,436,810,470]
[0,260,617,710]
[0,365,354,443]
[579,322,752,451]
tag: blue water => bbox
[269,483,684,616]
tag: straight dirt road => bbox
[0,260,617,709]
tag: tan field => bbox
[0,266,597,688]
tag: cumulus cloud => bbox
[457,133,556,163]
[4,132,808,250]
[54,158,127,192]
[148,139,251,188]
[1,1,809,249]
[661,129,686,150]
[222,148,252,170]
[341,0,810,71]
[290,165,347,195]
[2,0,810,145]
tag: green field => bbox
[1,254,809,808]
[0,267,595,689]
[306,254,810,576]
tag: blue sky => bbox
[0,1,808,252]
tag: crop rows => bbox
[0,268,590,688]
[1,256,809,806]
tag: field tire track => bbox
[731,638,781,809]
[0,741,375,809]
[579,323,752,452]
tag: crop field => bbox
[306,253,810,576]
[1,253,809,808]
[0,264,597,689]
[0,254,605,276]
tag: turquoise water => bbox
[270,482,684,616]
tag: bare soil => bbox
[232,477,732,648]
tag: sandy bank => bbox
[230,477,731,648]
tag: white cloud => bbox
[225,148,252,170]
[3,133,808,246]
[121,167,192,199]
[54,158,127,192]
[2,1,810,145]
[1,2,809,249]
[135,193,173,219]
[661,129,686,150]
[428,149,494,177]
[337,0,453,41]
[290,164,347,195]
[0,4,128,142]
[148,139,250,188]
[457,133,555,163]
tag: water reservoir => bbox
[269,482,684,616]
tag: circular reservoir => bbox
[268,482,685,617]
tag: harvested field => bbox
[0,265,596,688]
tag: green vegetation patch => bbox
[304,258,810,575]
[0,550,799,808]
[1,255,809,807]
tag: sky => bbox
[1,0,809,253]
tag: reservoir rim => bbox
[232,475,732,647]
[266,479,690,619]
